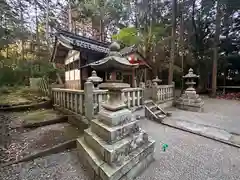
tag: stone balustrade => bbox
[153,84,175,103]
[52,88,85,115]
[121,88,144,109]
[52,86,144,117]
[52,83,174,120]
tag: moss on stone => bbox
[18,109,60,123]
[0,86,46,105]
[63,125,84,140]
[0,94,30,105]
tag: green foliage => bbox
[0,58,61,87]
[112,23,169,75]
[112,24,168,47]
[112,27,139,46]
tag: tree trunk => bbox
[179,1,184,93]
[35,0,40,61]
[68,0,72,32]
[211,1,221,97]
[99,19,103,42]
[18,0,24,62]
[45,0,51,53]
[168,0,177,84]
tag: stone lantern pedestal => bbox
[175,68,204,112]
[76,42,155,180]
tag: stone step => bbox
[120,152,154,180]
[153,110,162,115]
[144,100,154,106]
[76,137,155,180]
[158,114,166,119]
[145,105,166,123]
[77,137,104,179]
[84,128,147,165]
[148,105,157,111]
[99,139,155,180]
[91,119,140,144]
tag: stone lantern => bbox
[175,68,204,112]
[77,42,155,180]
[90,41,139,110]
[152,76,162,86]
[87,70,102,89]
[183,68,199,91]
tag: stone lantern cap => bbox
[89,42,139,71]
[183,68,199,79]
[87,70,103,83]
[152,76,162,83]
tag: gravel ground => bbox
[166,96,240,135]
[136,119,240,180]
[0,150,90,180]
[0,111,89,180]
[2,116,240,180]
[1,122,82,163]
[1,96,240,180]
[1,112,83,163]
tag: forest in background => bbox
[1,0,240,96]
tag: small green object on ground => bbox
[162,144,168,152]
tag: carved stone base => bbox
[77,137,154,180]
[77,106,155,180]
[175,90,204,112]
[175,103,204,112]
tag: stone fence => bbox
[142,82,175,108]
[152,84,175,102]
[121,88,144,109]
[52,88,85,115]
[52,82,144,122]
[52,81,175,123]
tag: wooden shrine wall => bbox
[64,50,81,89]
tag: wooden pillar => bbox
[144,68,147,82]
[79,55,81,89]
[112,72,116,81]
[132,68,135,87]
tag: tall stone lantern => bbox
[87,70,103,89]
[183,68,199,91]
[77,42,155,180]
[175,68,204,112]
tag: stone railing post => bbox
[172,81,175,101]
[84,81,94,122]
[139,82,145,103]
[152,83,158,102]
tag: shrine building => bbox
[51,30,151,89]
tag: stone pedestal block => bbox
[175,90,204,112]
[97,108,132,126]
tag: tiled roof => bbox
[57,30,110,53]
[51,31,150,69]
[120,45,138,56]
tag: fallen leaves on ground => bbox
[217,92,240,100]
